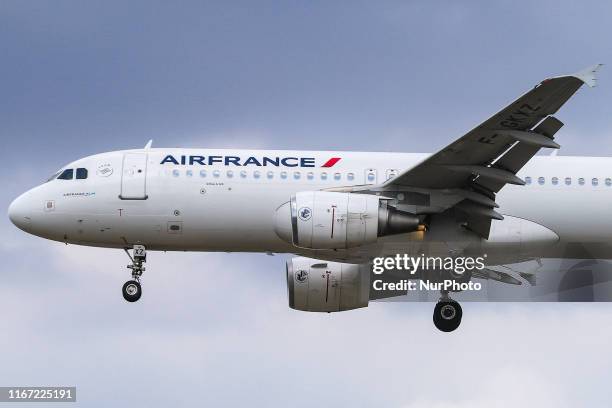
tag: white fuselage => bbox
[8,148,612,264]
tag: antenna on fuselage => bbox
[144,140,153,150]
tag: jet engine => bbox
[274,191,420,249]
[286,256,370,312]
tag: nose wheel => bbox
[122,245,146,303]
[122,280,142,302]
[433,291,462,332]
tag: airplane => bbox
[8,64,605,332]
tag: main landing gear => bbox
[122,245,146,302]
[433,290,462,332]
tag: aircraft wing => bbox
[386,64,601,191]
[352,65,601,238]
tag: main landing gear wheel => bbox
[122,280,142,302]
[122,245,146,303]
[433,300,462,332]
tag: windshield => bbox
[57,169,74,180]
[46,171,61,182]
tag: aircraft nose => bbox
[8,193,33,231]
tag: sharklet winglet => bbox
[572,64,603,88]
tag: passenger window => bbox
[267,171,274,179]
[186,170,193,177]
[565,177,571,185]
[386,169,398,180]
[307,172,314,180]
[293,172,301,180]
[606,178,612,187]
[525,176,532,185]
[172,169,180,177]
[76,168,88,179]
[226,170,234,178]
[321,172,328,180]
[254,171,261,179]
[240,170,247,178]
[334,173,341,180]
[538,177,545,185]
[592,178,598,186]
[551,177,558,185]
[212,170,220,178]
[57,169,74,180]
[280,171,287,179]
[347,173,355,181]
[578,177,585,185]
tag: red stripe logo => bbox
[321,157,341,168]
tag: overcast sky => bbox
[2,1,612,407]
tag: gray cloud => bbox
[1,238,612,407]
[2,0,612,406]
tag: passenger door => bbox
[120,153,148,200]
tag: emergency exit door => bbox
[120,153,148,200]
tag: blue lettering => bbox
[224,156,241,166]
[262,157,280,167]
[189,156,205,165]
[208,156,223,165]
[244,157,262,166]
[161,154,320,167]
[281,157,299,167]
[160,155,180,165]
[300,158,315,167]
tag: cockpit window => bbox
[47,171,61,182]
[76,168,88,179]
[57,169,74,180]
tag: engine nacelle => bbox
[286,257,370,312]
[274,191,419,249]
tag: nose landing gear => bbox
[122,280,141,302]
[433,290,462,332]
[122,245,146,302]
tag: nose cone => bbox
[8,193,32,232]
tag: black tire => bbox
[122,280,142,302]
[433,300,462,332]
